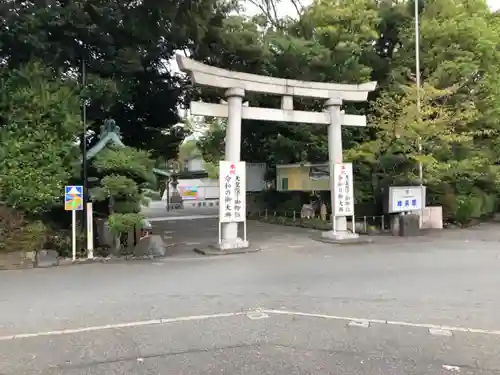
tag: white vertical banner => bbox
[219,161,246,223]
[86,202,94,258]
[333,163,354,217]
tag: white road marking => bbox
[0,319,163,341]
[160,312,242,324]
[429,328,453,337]
[246,312,270,320]
[185,242,201,246]
[260,309,500,336]
[443,365,460,372]
[348,320,370,328]
[2,308,500,341]
[0,312,246,341]
[288,245,305,249]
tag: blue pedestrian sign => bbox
[65,185,83,211]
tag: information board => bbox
[388,186,426,213]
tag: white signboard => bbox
[388,186,426,213]
[333,163,354,216]
[219,161,246,223]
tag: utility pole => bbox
[81,58,89,245]
[415,0,425,223]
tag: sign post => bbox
[86,201,94,259]
[218,161,247,248]
[65,186,84,261]
[332,163,355,233]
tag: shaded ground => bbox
[1,212,500,374]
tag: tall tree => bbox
[0,0,232,159]
[193,0,500,222]
[348,0,500,220]
[0,62,81,214]
[193,0,380,165]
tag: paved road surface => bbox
[143,200,218,221]
[1,215,500,374]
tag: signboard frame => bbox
[64,185,84,211]
[333,163,354,217]
[387,186,426,213]
[218,161,247,244]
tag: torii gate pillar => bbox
[324,98,349,236]
[222,88,247,247]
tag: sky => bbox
[489,0,500,9]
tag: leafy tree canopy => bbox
[0,62,81,213]
[0,0,234,160]
[193,0,500,221]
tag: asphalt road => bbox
[1,207,500,374]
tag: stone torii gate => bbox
[177,54,377,246]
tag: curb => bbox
[193,246,261,256]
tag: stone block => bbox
[398,214,420,236]
[420,206,443,229]
[133,235,165,258]
[127,230,136,250]
[96,219,114,248]
[317,230,374,245]
[213,237,249,251]
[35,250,59,268]
[390,215,400,236]
[194,244,260,256]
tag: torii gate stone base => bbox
[177,55,377,248]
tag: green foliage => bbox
[203,162,219,179]
[93,147,156,185]
[90,144,155,238]
[143,189,161,201]
[2,0,500,226]
[0,206,47,253]
[194,0,381,165]
[196,119,226,165]
[0,0,233,160]
[195,0,500,223]
[0,62,81,213]
[91,175,139,200]
[113,201,142,214]
[108,213,144,235]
